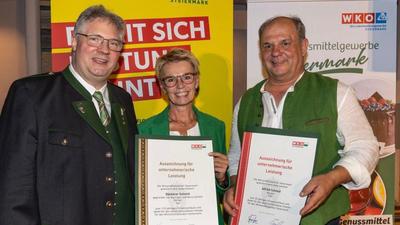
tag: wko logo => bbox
[191,144,206,150]
[292,141,308,148]
[341,12,387,24]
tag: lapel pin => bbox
[61,138,68,146]
[79,106,85,114]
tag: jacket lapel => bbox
[72,101,109,143]
[193,106,206,136]
[111,102,129,154]
[153,108,170,135]
[63,67,110,144]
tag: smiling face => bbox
[160,61,199,107]
[260,17,308,83]
[71,18,122,89]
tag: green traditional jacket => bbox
[238,71,350,225]
[64,69,134,225]
[139,106,229,225]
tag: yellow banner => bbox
[51,0,233,145]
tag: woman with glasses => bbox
[139,48,229,225]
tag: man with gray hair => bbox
[0,5,137,225]
[223,16,378,225]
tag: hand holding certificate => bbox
[230,128,318,225]
[135,135,219,225]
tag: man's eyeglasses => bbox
[76,33,123,52]
[161,73,197,88]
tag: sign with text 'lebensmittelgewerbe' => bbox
[247,0,396,224]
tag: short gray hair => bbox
[258,16,306,44]
[74,5,125,40]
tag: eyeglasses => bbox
[76,33,124,52]
[161,73,197,87]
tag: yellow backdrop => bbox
[51,0,233,146]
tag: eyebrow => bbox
[87,33,122,41]
[165,72,195,76]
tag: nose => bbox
[271,45,282,56]
[97,40,110,54]
[176,77,185,88]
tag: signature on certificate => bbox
[248,214,258,224]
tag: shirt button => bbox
[106,176,113,182]
[105,152,112,158]
[106,201,113,208]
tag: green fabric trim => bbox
[110,103,129,155]
[107,117,134,225]
[62,67,92,101]
[237,79,265,144]
[63,67,110,144]
[64,66,133,224]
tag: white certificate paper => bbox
[136,136,219,225]
[231,128,318,225]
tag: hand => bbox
[299,174,336,216]
[299,166,351,216]
[208,152,229,184]
[223,185,240,216]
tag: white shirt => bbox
[69,65,111,116]
[228,75,379,190]
[169,123,200,136]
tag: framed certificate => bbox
[135,135,219,225]
[231,127,318,225]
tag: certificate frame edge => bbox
[246,126,319,140]
[135,135,148,225]
[134,134,218,225]
[231,127,319,225]
[136,134,213,141]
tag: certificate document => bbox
[135,135,219,225]
[231,128,318,225]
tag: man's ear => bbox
[71,34,78,52]
[301,38,309,57]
